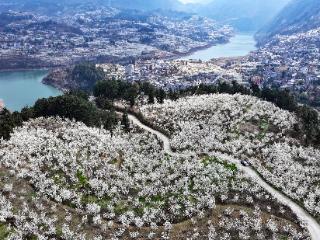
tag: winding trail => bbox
[128,113,320,240]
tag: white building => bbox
[0,99,4,112]
[125,64,135,75]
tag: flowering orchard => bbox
[141,93,320,221]
[0,117,310,239]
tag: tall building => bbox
[0,99,4,112]
[125,64,135,75]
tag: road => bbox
[128,113,320,240]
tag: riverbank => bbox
[167,38,230,61]
[0,67,52,73]
[0,36,234,72]
[0,34,255,110]
[41,68,70,93]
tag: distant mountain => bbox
[191,0,290,32]
[0,0,183,13]
[0,12,34,28]
[108,0,182,11]
[0,0,74,15]
[256,0,320,44]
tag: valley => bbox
[0,0,320,239]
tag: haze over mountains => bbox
[256,0,320,43]
[183,0,291,32]
[112,0,292,32]
[1,0,291,32]
[109,0,320,35]
[108,0,182,11]
[111,0,292,32]
[2,0,320,40]
[0,0,183,11]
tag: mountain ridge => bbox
[256,0,320,44]
[184,0,290,32]
[0,0,183,13]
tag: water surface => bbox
[179,34,256,61]
[0,70,62,112]
[0,34,256,111]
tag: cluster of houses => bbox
[246,28,320,106]
[99,58,241,90]
[0,8,233,69]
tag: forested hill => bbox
[256,0,320,44]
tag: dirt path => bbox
[128,113,320,240]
